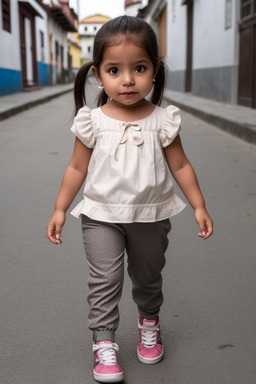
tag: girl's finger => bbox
[47,224,58,244]
[55,225,62,244]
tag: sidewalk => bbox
[0,83,74,121]
[164,89,256,145]
[1,84,255,145]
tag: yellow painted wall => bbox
[70,44,81,68]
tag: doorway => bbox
[238,1,256,108]
[19,2,41,89]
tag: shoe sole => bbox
[93,371,124,383]
[137,350,164,365]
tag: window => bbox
[40,31,45,62]
[2,0,11,32]
[225,0,232,29]
[40,31,44,48]
[241,0,254,19]
[55,40,59,61]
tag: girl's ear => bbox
[153,61,161,79]
[92,65,102,86]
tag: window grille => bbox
[241,0,255,19]
[2,0,11,32]
[40,31,45,62]
[225,0,232,29]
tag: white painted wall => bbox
[193,0,239,69]
[48,18,69,68]
[166,0,187,72]
[35,9,49,64]
[80,36,94,61]
[0,0,48,70]
[0,0,21,70]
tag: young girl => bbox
[47,16,213,383]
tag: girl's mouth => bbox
[121,92,137,98]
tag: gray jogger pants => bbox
[81,215,171,342]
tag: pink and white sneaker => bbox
[93,341,123,383]
[137,317,163,364]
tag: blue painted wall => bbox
[38,62,49,86]
[0,68,23,96]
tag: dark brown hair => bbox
[74,15,166,114]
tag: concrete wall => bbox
[166,0,187,92]
[165,0,240,104]
[192,0,240,103]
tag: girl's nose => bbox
[122,72,135,86]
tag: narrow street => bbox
[0,91,255,384]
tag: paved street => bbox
[0,90,256,384]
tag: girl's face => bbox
[93,37,158,109]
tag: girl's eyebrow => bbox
[103,59,150,68]
[103,62,119,67]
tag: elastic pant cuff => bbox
[138,308,160,319]
[93,330,115,343]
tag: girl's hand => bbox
[47,210,66,245]
[194,207,213,240]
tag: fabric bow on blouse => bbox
[114,122,144,160]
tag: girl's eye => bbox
[109,67,119,75]
[135,65,146,73]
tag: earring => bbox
[98,84,104,89]
[153,79,156,83]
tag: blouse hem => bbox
[70,196,186,223]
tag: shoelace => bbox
[93,343,119,366]
[138,323,160,349]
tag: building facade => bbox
[138,0,256,109]
[68,14,81,78]
[44,0,77,85]
[125,0,142,16]
[79,14,111,64]
[0,0,48,95]
[0,0,77,96]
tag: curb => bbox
[163,96,256,145]
[0,87,73,122]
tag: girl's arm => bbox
[164,135,213,239]
[47,138,93,244]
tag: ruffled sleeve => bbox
[70,106,95,148]
[158,105,181,148]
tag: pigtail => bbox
[150,61,166,106]
[74,62,93,115]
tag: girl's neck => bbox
[101,99,155,122]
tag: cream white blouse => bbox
[70,105,186,223]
